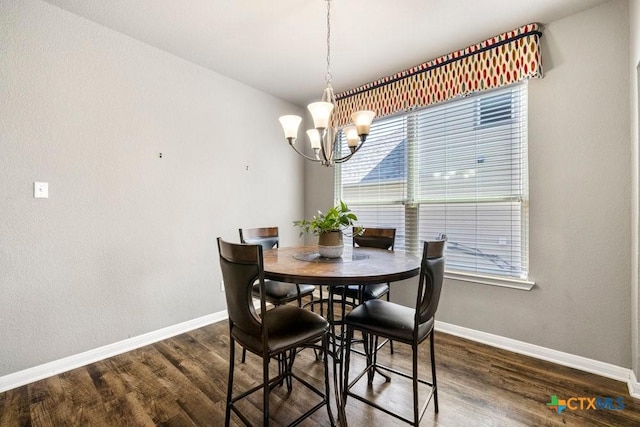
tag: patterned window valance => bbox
[334,23,543,127]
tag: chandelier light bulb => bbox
[344,126,359,147]
[307,102,334,129]
[306,129,322,149]
[351,110,376,136]
[278,115,302,140]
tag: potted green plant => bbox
[294,200,359,258]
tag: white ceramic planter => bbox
[317,230,344,258]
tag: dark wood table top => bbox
[263,245,421,286]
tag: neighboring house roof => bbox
[360,139,407,183]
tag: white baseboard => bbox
[0,310,228,393]
[435,321,632,387]
[628,369,640,398]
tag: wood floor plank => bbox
[154,334,228,403]
[137,339,217,426]
[113,349,187,424]
[0,386,30,427]
[1,320,640,426]
[56,368,110,425]
[29,375,74,427]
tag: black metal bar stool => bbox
[341,240,446,426]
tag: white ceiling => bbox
[43,0,609,106]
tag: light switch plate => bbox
[34,182,48,199]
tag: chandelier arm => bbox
[330,139,338,162]
[334,153,356,164]
[333,139,367,164]
[288,139,323,163]
[317,128,331,164]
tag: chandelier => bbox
[278,0,375,167]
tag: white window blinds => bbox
[337,83,528,279]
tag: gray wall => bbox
[306,0,632,367]
[0,0,305,376]
[630,0,640,377]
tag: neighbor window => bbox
[336,83,529,280]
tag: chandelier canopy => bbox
[278,0,375,167]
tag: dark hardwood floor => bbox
[1,314,639,426]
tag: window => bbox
[336,83,528,280]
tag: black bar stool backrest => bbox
[238,226,315,314]
[416,240,446,327]
[217,238,265,339]
[353,227,396,250]
[239,227,279,250]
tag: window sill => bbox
[444,271,535,291]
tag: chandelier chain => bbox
[325,0,332,85]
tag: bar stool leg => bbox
[430,332,439,413]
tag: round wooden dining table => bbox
[262,245,421,426]
[262,245,421,286]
